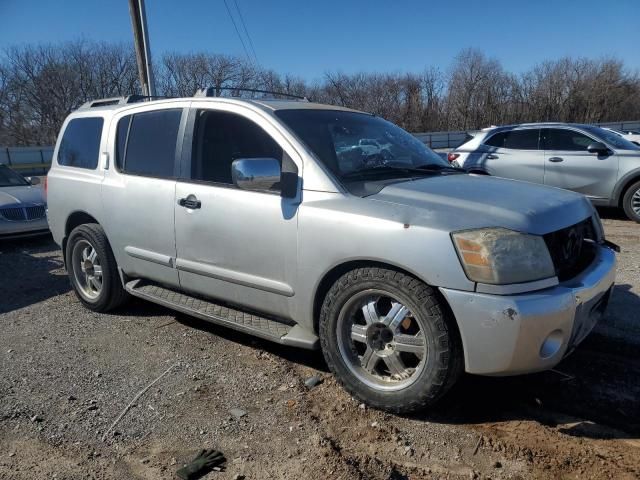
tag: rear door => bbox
[102,104,188,287]
[173,104,302,320]
[478,129,544,184]
[542,127,619,200]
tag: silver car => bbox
[0,164,48,239]
[47,95,616,412]
[451,123,640,222]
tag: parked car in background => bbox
[0,164,48,239]
[602,127,640,146]
[451,123,640,222]
[47,95,616,413]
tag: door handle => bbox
[548,157,564,163]
[178,197,202,209]
[486,154,499,159]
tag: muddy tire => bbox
[66,223,128,312]
[319,267,462,413]
[622,180,640,223]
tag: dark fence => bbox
[3,120,640,176]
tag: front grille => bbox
[544,217,597,281]
[0,207,26,221]
[25,205,46,220]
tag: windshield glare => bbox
[584,126,640,150]
[275,109,448,179]
[0,165,29,187]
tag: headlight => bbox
[452,228,555,284]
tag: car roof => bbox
[480,122,599,133]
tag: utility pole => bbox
[128,0,156,96]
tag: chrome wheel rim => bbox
[71,239,103,300]
[632,188,640,216]
[336,290,428,391]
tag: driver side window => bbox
[543,129,593,151]
[190,109,284,187]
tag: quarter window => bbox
[190,110,283,187]
[485,129,540,150]
[543,129,593,151]
[58,117,104,169]
[118,109,182,178]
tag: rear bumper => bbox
[440,245,616,375]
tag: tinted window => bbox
[190,110,283,186]
[58,117,103,169]
[124,109,182,177]
[485,129,539,149]
[115,115,131,170]
[0,165,29,187]
[543,129,593,151]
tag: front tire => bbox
[66,223,128,312]
[622,180,640,223]
[319,267,462,413]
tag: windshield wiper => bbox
[413,164,466,173]
[340,165,441,180]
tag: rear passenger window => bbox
[119,109,182,178]
[485,130,539,150]
[58,117,103,169]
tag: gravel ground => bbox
[0,211,639,480]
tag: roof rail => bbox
[194,87,308,101]
[79,95,170,109]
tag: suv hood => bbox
[0,186,46,207]
[369,174,594,235]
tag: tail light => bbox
[447,153,460,163]
[43,176,48,199]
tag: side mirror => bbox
[587,142,610,155]
[231,157,297,197]
[26,176,41,185]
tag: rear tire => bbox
[66,223,128,312]
[319,267,462,413]
[622,180,640,223]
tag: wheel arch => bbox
[311,260,463,347]
[62,211,100,264]
[616,173,640,208]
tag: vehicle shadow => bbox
[596,206,628,220]
[0,235,71,314]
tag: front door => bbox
[174,106,301,320]
[542,127,619,201]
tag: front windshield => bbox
[274,109,450,179]
[0,165,29,187]
[583,126,640,151]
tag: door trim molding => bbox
[175,258,294,297]
[124,246,174,267]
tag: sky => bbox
[1,0,639,81]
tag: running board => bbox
[125,280,319,350]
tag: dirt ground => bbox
[1,210,639,480]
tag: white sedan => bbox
[0,165,49,239]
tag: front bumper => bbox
[440,245,616,376]
[0,217,50,240]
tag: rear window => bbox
[119,109,182,178]
[57,117,104,169]
[485,129,540,150]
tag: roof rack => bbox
[194,87,308,101]
[79,95,170,109]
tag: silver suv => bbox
[47,94,617,412]
[451,123,640,222]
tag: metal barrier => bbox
[3,120,640,176]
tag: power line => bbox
[223,0,253,64]
[233,0,259,65]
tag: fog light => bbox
[540,330,564,359]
